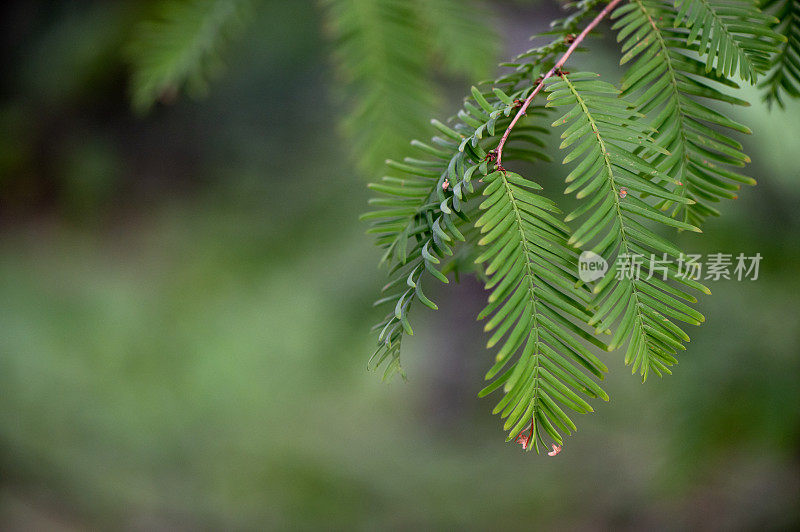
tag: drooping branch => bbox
[495,0,623,168]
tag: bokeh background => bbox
[1,0,799,529]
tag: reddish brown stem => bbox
[495,0,624,168]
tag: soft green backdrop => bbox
[0,1,798,529]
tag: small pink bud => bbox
[442,180,449,190]
[677,181,683,186]
[619,187,628,199]
[515,432,530,450]
[548,444,562,457]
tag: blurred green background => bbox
[1,1,798,529]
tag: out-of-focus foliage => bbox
[322,0,500,175]
[417,0,498,79]
[760,0,800,106]
[0,0,799,529]
[126,0,252,113]
[322,0,440,178]
[124,0,499,174]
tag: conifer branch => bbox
[358,0,786,450]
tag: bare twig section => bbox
[495,0,623,168]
